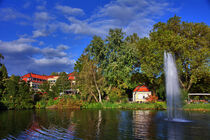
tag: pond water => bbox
[0,109,209,140]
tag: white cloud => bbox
[0,8,30,21]
[34,12,54,21]
[0,38,74,75]
[42,45,69,58]
[32,30,48,38]
[55,5,85,16]
[32,12,56,38]
[30,0,176,38]
[51,0,176,37]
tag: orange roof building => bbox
[21,72,75,91]
[133,85,151,102]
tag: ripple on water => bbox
[164,118,192,123]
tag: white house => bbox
[133,85,152,102]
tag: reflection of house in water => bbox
[132,110,153,139]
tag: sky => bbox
[0,0,209,76]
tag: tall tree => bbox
[136,15,210,92]
[85,29,138,91]
[0,64,8,96]
[75,55,104,102]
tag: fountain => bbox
[164,52,189,122]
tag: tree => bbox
[1,75,34,109]
[55,72,71,94]
[85,29,138,97]
[51,72,59,76]
[0,64,8,97]
[0,53,4,66]
[75,55,104,102]
[136,15,210,92]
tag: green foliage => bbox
[75,55,104,103]
[1,75,34,109]
[46,98,59,106]
[194,96,200,100]
[136,15,210,93]
[35,99,47,109]
[75,29,139,103]
[55,72,71,94]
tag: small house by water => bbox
[133,85,151,102]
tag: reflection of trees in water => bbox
[0,110,33,139]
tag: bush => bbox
[146,95,158,103]
[47,98,59,106]
[35,99,47,109]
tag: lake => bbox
[0,109,209,140]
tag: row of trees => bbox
[74,16,210,102]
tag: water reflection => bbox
[0,110,209,139]
[132,110,155,139]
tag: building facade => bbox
[133,85,152,102]
[21,73,75,91]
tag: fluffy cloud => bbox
[0,38,74,75]
[55,5,85,16]
[32,12,56,38]
[55,0,175,37]
[30,0,175,38]
[0,8,30,21]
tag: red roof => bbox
[133,85,150,92]
[21,73,58,83]
[68,72,75,80]
[21,72,75,82]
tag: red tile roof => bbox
[68,72,75,80]
[133,85,150,92]
[21,72,75,82]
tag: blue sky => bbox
[0,0,209,76]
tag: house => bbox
[47,76,59,87]
[133,85,152,102]
[21,72,76,91]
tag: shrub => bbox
[35,99,47,109]
[146,95,158,103]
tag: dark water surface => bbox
[0,109,209,140]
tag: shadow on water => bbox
[0,109,209,140]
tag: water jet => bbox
[164,52,190,122]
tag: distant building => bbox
[21,72,76,91]
[133,85,151,102]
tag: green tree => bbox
[51,72,59,76]
[136,15,210,93]
[0,64,8,96]
[55,72,71,95]
[1,75,33,109]
[75,55,104,102]
[84,29,138,97]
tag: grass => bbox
[183,103,210,111]
[82,101,167,110]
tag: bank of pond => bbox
[1,95,210,111]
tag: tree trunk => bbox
[92,69,102,103]
[186,77,193,92]
[90,91,98,102]
[179,78,186,91]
